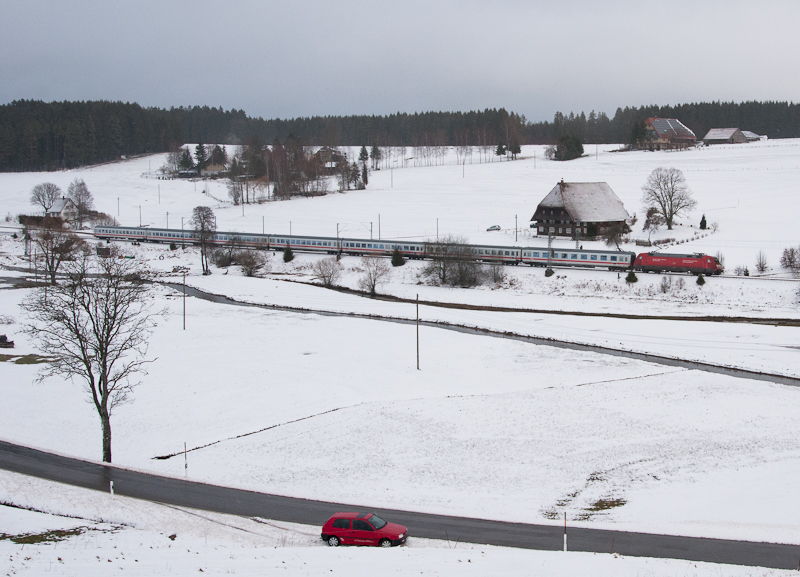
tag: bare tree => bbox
[30,182,62,214]
[236,250,268,277]
[21,250,162,463]
[755,251,769,273]
[602,222,629,251]
[780,247,800,277]
[641,167,697,230]
[312,257,341,287]
[358,256,391,295]
[67,178,94,228]
[642,206,665,243]
[30,217,85,284]
[190,206,216,275]
[423,235,481,286]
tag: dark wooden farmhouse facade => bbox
[531,181,629,239]
[644,117,697,149]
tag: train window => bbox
[404,246,409,250]
[600,255,607,261]
[533,252,539,257]
[561,253,567,259]
[581,254,587,260]
[610,256,618,262]
[591,255,597,261]
[571,254,577,259]
[503,251,509,256]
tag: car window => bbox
[352,520,373,531]
[368,514,387,529]
[332,519,350,529]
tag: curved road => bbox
[1,441,798,570]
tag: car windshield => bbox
[368,514,387,529]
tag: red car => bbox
[321,512,408,547]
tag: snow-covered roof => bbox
[47,198,73,214]
[534,182,629,222]
[741,130,763,141]
[703,128,740,141]
[645,117,696,141]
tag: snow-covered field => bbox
[1,141,800,572]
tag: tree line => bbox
[2,99,800,172]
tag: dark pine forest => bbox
[1,99,799,172]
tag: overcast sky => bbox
[2,0,798,122]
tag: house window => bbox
[566,228,572,234]
[558,228,563,234]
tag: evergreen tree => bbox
[696,274,705,286]
[361,165,368,186]
[195,140,207,169]
[359,145,369,164]
[370,145,381,170]
[700,214,707,230]
[391,246,405,267]
[495,143,507,157]
[178,148,194,170]
[555,135,584,161]
[283,244,294,262]
[626,270,638,283]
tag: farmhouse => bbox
[46,197,78,221]
[645,117,697,149]
[531,180,629,239]
[703,128,747,145]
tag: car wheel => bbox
[379,539,392,548]
[328,536,340,547]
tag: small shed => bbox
[531,180,629,239]
[703,128,747,145]
[741,130,766,142]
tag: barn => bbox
[530,180,629,239]
[702,128,748,145]
[645,117,697,149]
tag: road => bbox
[1,441,798,570]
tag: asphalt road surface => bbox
[1,441,798,570]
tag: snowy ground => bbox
[1,470,793,577]
[1,141,800,572]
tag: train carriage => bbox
[93,225,635,272]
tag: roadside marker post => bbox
[110,481,114,497]
[564,512,567,552]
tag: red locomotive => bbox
[634,252,723,275]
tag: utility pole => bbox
[166,212,169,229]
[416,294,420,371]
[139,205,141,227]
[547,231,553,272]
[515,214,518,242]
[378,214,381,240]
[262,216,265,234]
[117,197,119,217]
[436,218,438,240]
[575,225,581,250]
[370,222,372,239]
[158,184,160,204]
[182,271,186,331]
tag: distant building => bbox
[201,163,228,177]
[741,130,767,142]
[645,117,697,149]
[46,197,78,221]
[531,180,629,239]
[702,128,747,145]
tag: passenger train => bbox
[93,225,635,271]
[93,226,724,275]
